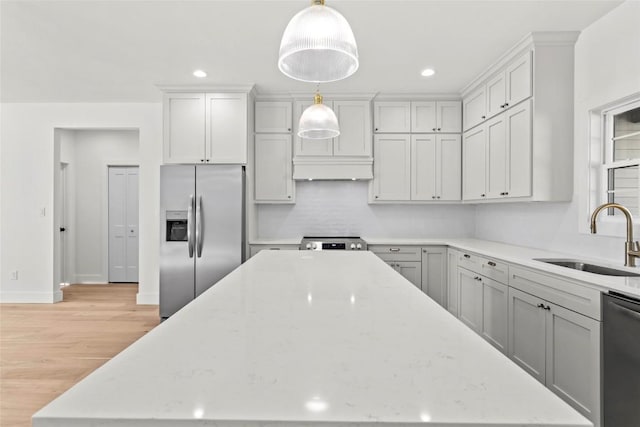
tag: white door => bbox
[411,101,436,133]
[436,101,462,133]
[108,166,139,283]
[411,134,436,200]
[333,100,372,157]
[438,134,462,201]
[163,92,205,164]
[205,92,248,163]
[486,114,507,198]
[254,134,294,202]
[462,126,486,200]
[506,99,532,198]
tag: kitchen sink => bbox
[534,259,640,277]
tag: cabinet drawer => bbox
[370,245,421,262]
[509,265,601,320]
[480,258,509,284]
[458,251,482,271]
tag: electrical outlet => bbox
[10,271,18,280]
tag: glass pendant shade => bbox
[279,0,359,83]
[298,93,340,139]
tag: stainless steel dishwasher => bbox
[603,291,640,427]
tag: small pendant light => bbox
[279,0,359,83]
[298,91,340,139]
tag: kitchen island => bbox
[33,251,592,427]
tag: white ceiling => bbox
[0,0,623,102]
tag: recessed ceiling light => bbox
[193,70,207,78]
[421,68,436,77]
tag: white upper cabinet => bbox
[505,51,533,108]
[376,101,462,133]
[462,126,487,200]
[163,91,248,164]
[373,101,411,133]
[205,93,247,164]
[463,50,532,131]
[460,32,578,201]
[371,135,411,201]
[255,101,292,133]
[412,134,461,201]
[254,134,294,203]
[463,87,486,131]
[333,100,372,157]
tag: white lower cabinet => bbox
[446,248,459,316]
[480,276,508,353]
[421,247,447,307]
[458,267,483,333]
[388,261,421,288]
[508,287,601,426]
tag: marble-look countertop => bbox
[363,237,640,298]
[34,251,591,427]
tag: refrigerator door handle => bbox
[187,194,195,258]
[196,195,203,257]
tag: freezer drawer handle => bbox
[196,195,203,258]
[187,194,194,258]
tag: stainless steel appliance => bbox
[160,165,245,320]
[299,236,367,251]
[603,291,640,427]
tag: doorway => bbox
[108,166,139,283]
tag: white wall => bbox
[70,130,139,283]
[257,181,476,239]
[0,103,162,303]
[475,0,640,265]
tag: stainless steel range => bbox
[299,236,367,251]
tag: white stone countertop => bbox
[364,237,640,298]
[34,251,591,427]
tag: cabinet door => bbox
[486,72,506,119]
[508,287,547,384]
[333,100,372,157]
[205,93,247,163]
[255,101,292,133]
[411,135,436,200]
[254,134,293,202]
[437,135,462,201]
[411,101,437,133]
[437,101,462,133]
[546,302,601,424]
[293,100,333,157]
[505,99,532,198]
[462,126,486,200]
[506,50,533,107]
[163,93,205,164]
[447,249,459,316]
[481,277,508,354]
[458,267,482,333]
[395,261,422,289]
[485,114,507,199]
[372,135,411,201]
[463,87,486,131]
[421,247,447,307]
[374,101,411,133]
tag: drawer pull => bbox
[389,248,400,252]
[463,254,471,259]
[487,261,496,267]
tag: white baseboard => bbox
[136,292,158,305]
[0,290,62,303]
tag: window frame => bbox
[599,98,640,218]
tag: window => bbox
[602,100,640,217]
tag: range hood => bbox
[293,158,373,180]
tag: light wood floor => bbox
[0,284,159,427]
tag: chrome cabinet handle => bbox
[196,195,203,258]
[389,248,400,252]
[187,194,194,258]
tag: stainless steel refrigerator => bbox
[160,165,245,320]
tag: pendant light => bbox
[279,0,359,83]
[298,91,340,139]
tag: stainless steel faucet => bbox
[590,202,640,267]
